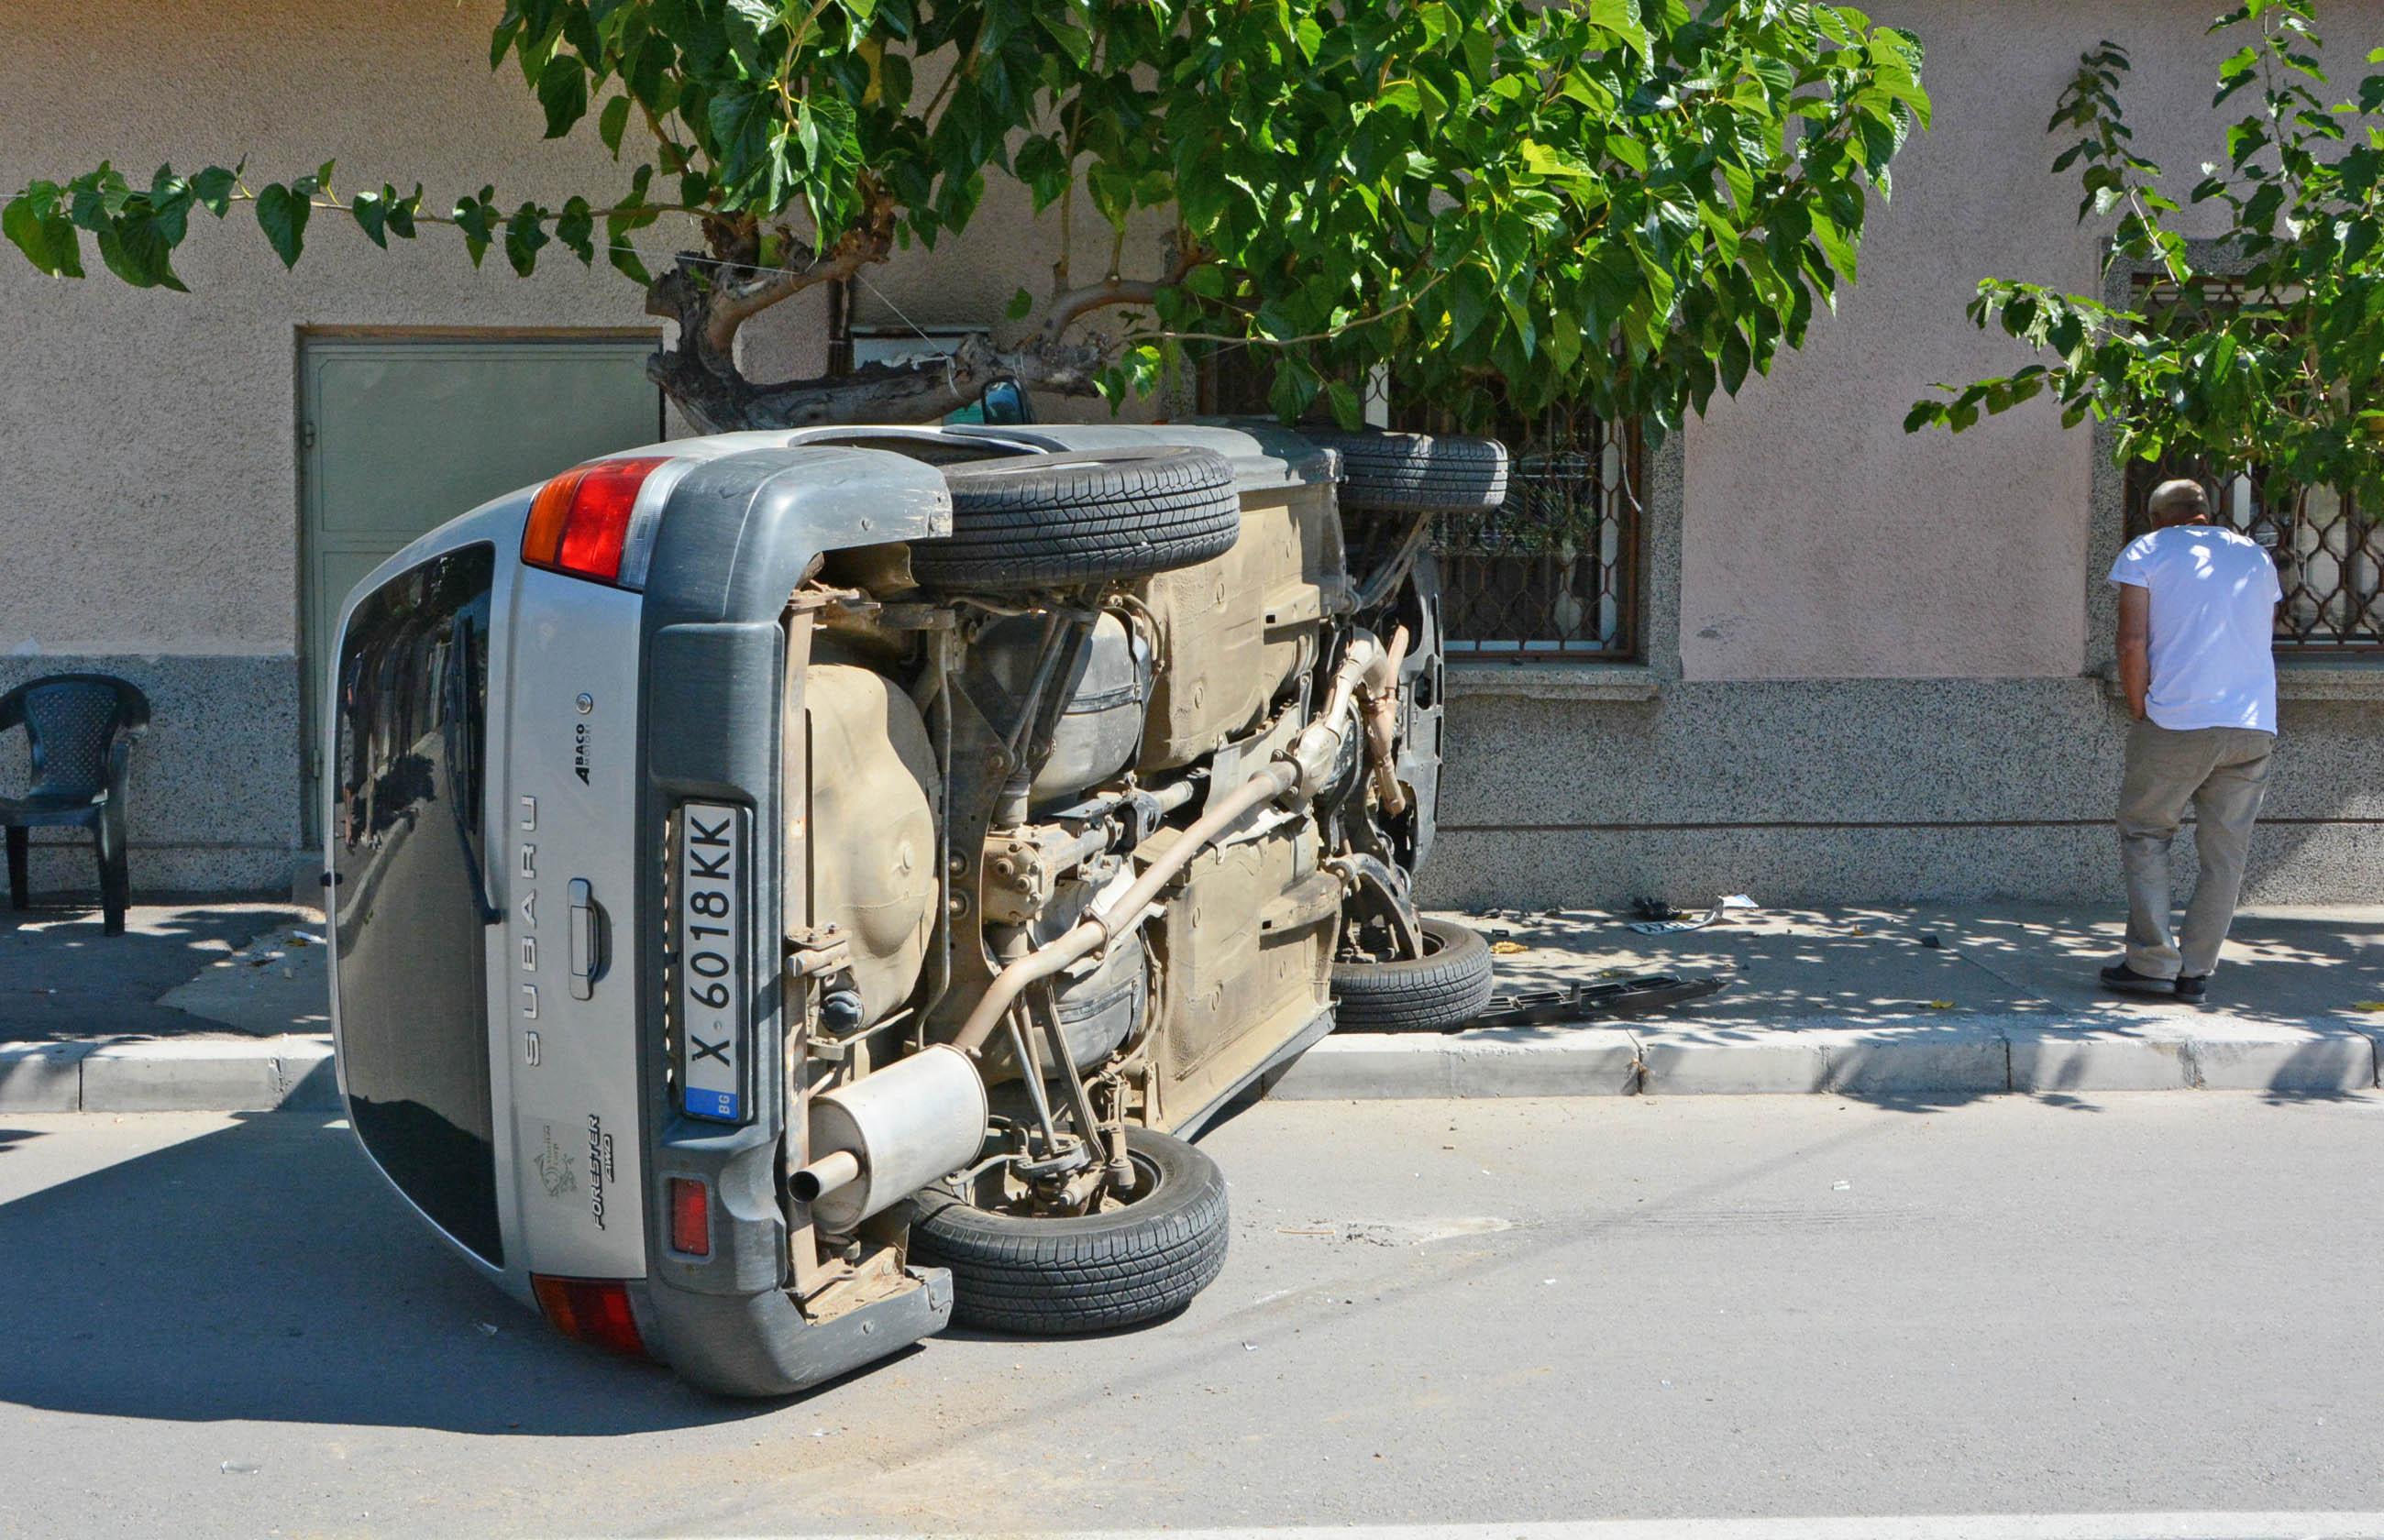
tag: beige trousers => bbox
[2116,720,2275,979]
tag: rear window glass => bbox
[331,544,502,1266]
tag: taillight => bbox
[521,456,671,586]
[530,1274,647,1356]
[668,1176,712,1258]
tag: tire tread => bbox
[1330,917,1497,1032]
[914,447,1242,590]
[907,1128,1231,1335]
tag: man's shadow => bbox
[0,1113,789,1435]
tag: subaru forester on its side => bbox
[327,419,1505,1394]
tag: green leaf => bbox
[350,188,388,248]
[255,182,310,268]
[490,13,523,72]
[555,195,595,263]
[68,166,132,232]
[504,202,549,275]
[1182,263,1228,301]
[537,57,590,139]
[1036,9,1092,69]
[609,241,651,284]
[1323,378,1363,429]
[1004,285,1032,321]
[3,187,83,278]
[1523,140,1595,183]
[598,94,634,157]
[604,188,652,283]
[1589,0,1648,55]
[453,187,497,266]
[190,165,237,217]
[96,211,186,292]
[385,184,421,239]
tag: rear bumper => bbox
[641,1267,955,1398]
[628,448,955,1394]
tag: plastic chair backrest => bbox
[0,675,150,802]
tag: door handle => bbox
[568,878,610,1000]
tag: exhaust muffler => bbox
[791,1044,988,1233]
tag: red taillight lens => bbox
[522,456,669,584]
[530,1274,647,1356]
[668,1176,712,1258]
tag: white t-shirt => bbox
[2106,522,2283,733]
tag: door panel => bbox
[300,334,663,837]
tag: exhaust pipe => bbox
[806,631,1413,1235]
[951,630,1401,1058]
[798,1044,988,1233]
[787,1150,861,1204]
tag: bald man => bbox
[2100,478,2284,1001]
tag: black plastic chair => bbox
[0,674,150,935]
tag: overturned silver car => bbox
[326,420,1504,1394]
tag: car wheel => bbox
[906,1128,1230,1335]
[911,446,1242,591]
[1300,428,1509,514]
[1330,916,1496,1032]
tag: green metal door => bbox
[299,332,664,836]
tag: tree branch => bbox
[647,330,1109,432]
[1034,248,1208,345]
[1037,277,1163,344]
[646,182,900,390]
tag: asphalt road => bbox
[2,1093,2380,1539]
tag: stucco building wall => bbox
[1425,0,2384,908]
[0,0,1122,893]
[3,0,2378,906]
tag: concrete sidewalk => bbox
[1275,902,2384,1104]
[0,899,332,1113]
[3,897,2379,1113]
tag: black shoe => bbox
[2099,962,2178,996]
[2174,974,2209,1002]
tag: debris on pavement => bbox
[1624,894,1757,936]
[1464,973,1728,1028]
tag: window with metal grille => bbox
[1197,354,1645,661]
[2125,461,2378,650]
[1430,411,1641,660]
[2123,275,2380,651]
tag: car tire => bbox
[912,446,1243,591]
[1301,428,1509,514]
[1330,916,1496,1032]
[906,1128,1230,1335]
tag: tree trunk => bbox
[646,328,1109,432]
[643,255,1112,433]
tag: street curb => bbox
[4,1019,2378,1115]
[1267,1017,2383,1104]
[1,1035,337,1115]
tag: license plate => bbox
[676,801,746,1123]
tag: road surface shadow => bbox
[0,1112,777,1435]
